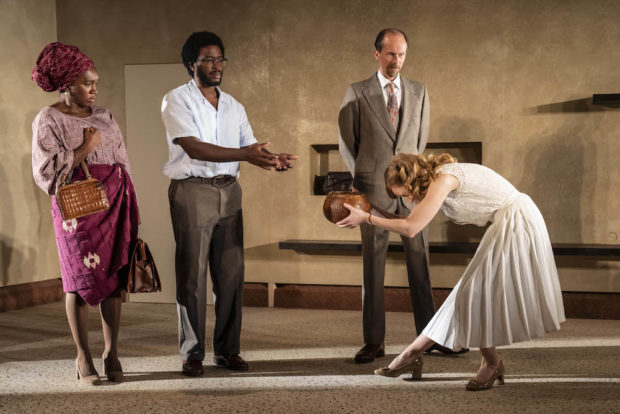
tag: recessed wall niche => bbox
[310,142,482,195]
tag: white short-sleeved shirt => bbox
[161,79,257,179]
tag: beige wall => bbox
[0,0,58,287]
[3,0,618,292]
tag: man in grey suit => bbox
[339,28,467,363]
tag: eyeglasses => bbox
[196,57,228,67]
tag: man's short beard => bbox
[197,69,221,87]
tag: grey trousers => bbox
[360,202,435,345]
[168,177,244,361]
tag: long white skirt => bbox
[422,192,565,349]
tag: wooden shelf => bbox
[312,142,482,154]
[279,239,620,258]
[311,144,339,153]
[593,94,620,107]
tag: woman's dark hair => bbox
[374,28,408,52]
[181,31,225,77]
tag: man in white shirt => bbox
[161,31,297,376]
[338,28,467,364]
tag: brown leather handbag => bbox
[55,161,110,220]
[127,238,162,293]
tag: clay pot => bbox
[323,191,371,223]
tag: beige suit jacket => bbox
[338,73,429,210]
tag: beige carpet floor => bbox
[0,301,619,413]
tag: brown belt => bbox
[183,175,236,187]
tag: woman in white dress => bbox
[337,153,565,391]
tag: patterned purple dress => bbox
[32,106,140,306]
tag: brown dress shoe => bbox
[214,354,249,371]
[182,360,204,377]
[424,343,469,355]
[354,343,385,364]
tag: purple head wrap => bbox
[31,42,94,92]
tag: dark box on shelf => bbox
[314,171,353,195]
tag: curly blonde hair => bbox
[385,153,456,200]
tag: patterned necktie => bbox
[386,82,399,134]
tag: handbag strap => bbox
[139,239,147,260]
[63,161,92,185]
[80,161,92,179]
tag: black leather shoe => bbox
[182,360,204,377]
[354,343,385,364]
[214,354,249,371]
[424,344,469,355]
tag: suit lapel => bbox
[395,78,409,146]
[362,76,396,142]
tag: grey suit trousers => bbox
[361,202,434,344]
[168,177,244,361]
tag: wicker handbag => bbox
[55,161,110,220]
[127,238,161,293]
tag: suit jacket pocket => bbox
[355,158,375,173]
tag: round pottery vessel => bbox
[323,191,371,223]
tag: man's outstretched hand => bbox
[274,153,299,171]
[260,147,298,171]
[245,142,279,170]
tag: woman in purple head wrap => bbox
[31,42,140,385]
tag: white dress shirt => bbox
[377,71,402,110]
[161,79,257,179]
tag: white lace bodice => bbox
[437,163,517,226]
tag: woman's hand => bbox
[83,127,102,153]
[336,203,370,228]
[71,127,102,168]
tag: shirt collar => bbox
[377,71,401,90]
[188,79,228,104]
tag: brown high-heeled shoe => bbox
[102,355,124,383]
[76,359,101,386]
[374,356,423,380]
[466,360,505,391]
